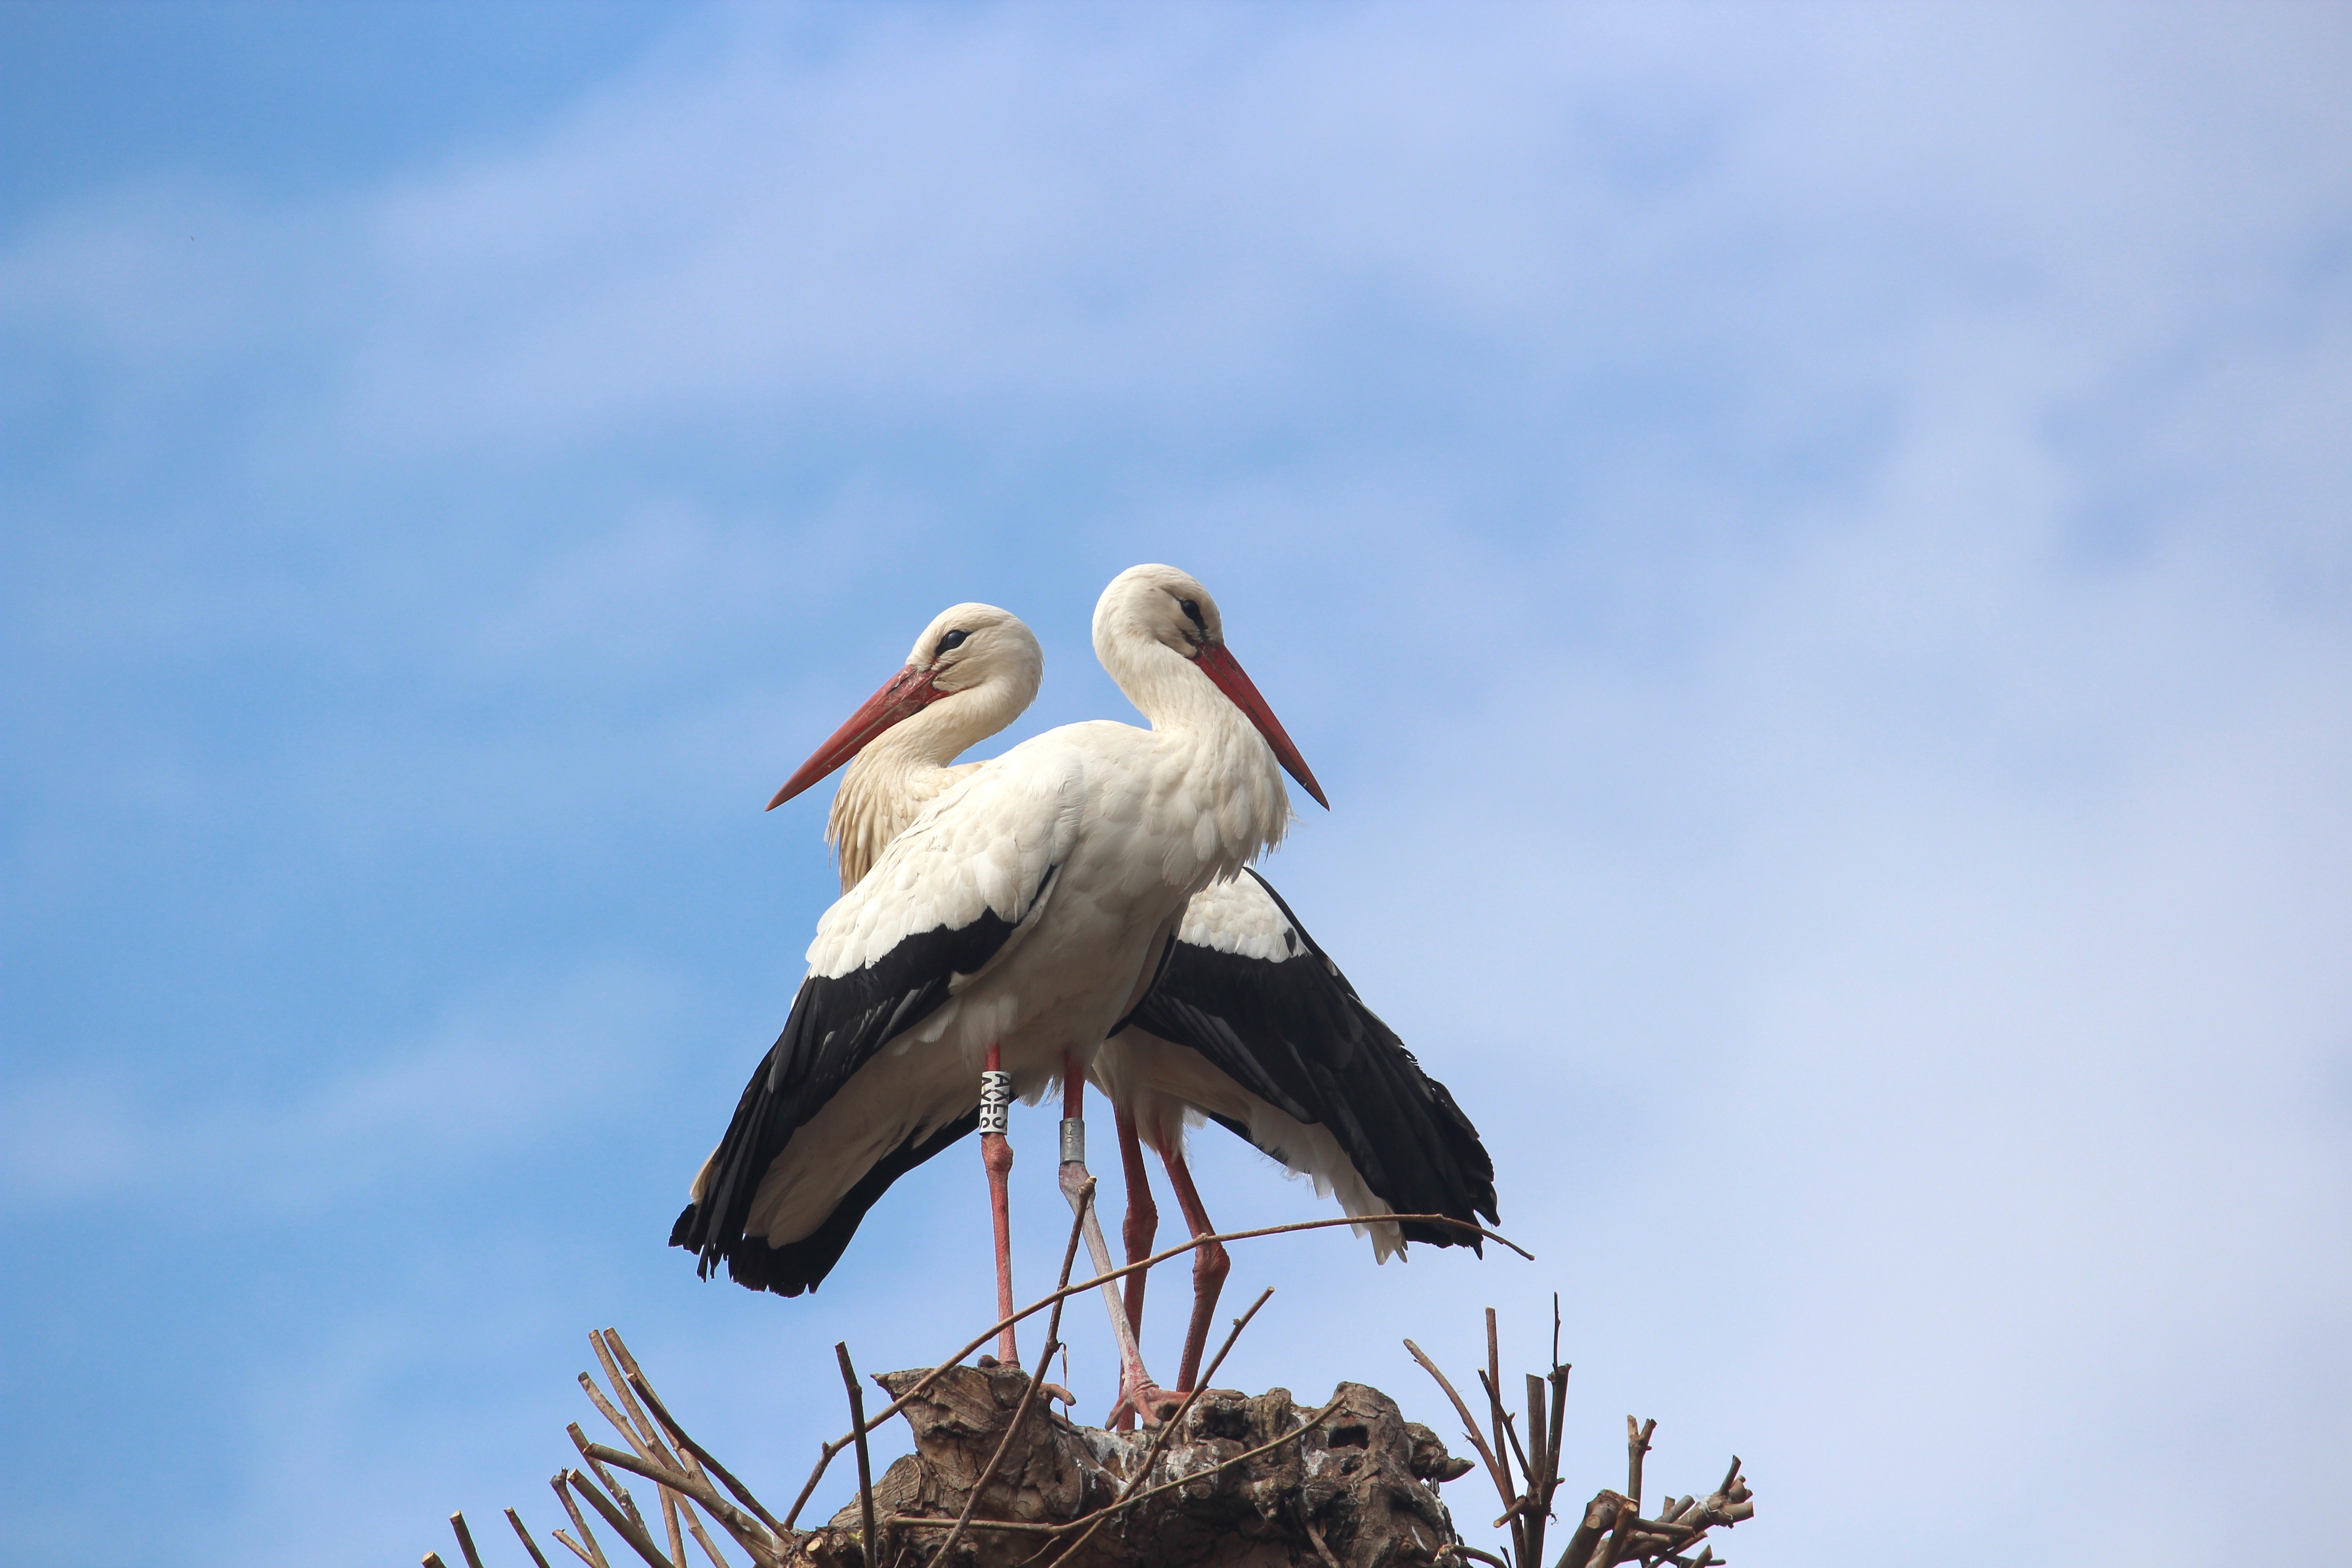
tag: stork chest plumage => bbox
[811,720,1290,1081]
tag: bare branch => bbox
[1625,1417,1656,1516]
[551,1472,613,1568]
[568,1468,680,1568]
[509,1508,558,1568]
[1403,1338,1513,1517]
[623,1371,789,1542]
[451,1512,488,1568]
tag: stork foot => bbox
[1107,1368,1186,1429]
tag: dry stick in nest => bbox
[835,1344,881,1568]
[602,1331,741,1568]
[612,1371,792,1568]
[451,1511,490,1568]
[624,1368,790,1540]
[927,1183,1095,1568]
[1402,1338,1513,1534]
[1624,1418,1656,1519]
[573,1422,659,1544]
[510,1507,559,1568]
[1020,1284,1276,1568]
[582,1337,733,1568]
[569,1467,682,1568]
[783,1211,1529,1529]
[579,1440,786,1568]
[552,1470,614,1568]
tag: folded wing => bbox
[1120,869,1498,1252]
[672,755,1081,1295]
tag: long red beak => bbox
[1193,642,1329,809]
[767,665,947,810]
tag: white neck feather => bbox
[824,675,1029,891]
[1097,633,1294,874]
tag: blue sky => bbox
[3,5,2347,1565]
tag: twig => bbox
[509,1508,558,1568]
[624,1371,789,1539]
[577,1346,701,1568]
[573,1423,656,1539]
[1552,1490,1626,1568]
[552,1472,613,1568]
[1625,1419,1656,1516]
[1481,1371,1534,1501]
[1522,1375,1550,1568]
[604,1333,711,1488]
[594,1335,678,1466]
[676,1499,735,1568]
[1454,1547,1510,1568]
[1403,1339,1513,1516]
[785,1211,1529,1527]
[451,1512,489,1568]
[1485,1311,1509,1493]
[579,1442,784,1568]
[1598,1495,1638,1568]
[426,1555,453,1568]
[837,1344,881,1568]
[570,1468,681,1568]
[931,1187,1092,1568]
[1542,1364,1568,1531]
[554,1532,599,1568]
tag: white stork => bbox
[672,566,1321,1415]
[747,598,1498,1420]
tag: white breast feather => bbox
[805,741,1086,980]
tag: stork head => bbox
[1093,564,1328,809]
[767,603,1042,809]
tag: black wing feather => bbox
[671,906,1019,1296]
[1122,869,1498,1250]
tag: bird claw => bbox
[1107,1375,1186,1429]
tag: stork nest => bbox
[422,1305,1753,1568]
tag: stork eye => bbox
[936,629,968,655]
[1177,598,1205,631]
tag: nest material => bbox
[807,1364,1465,1568]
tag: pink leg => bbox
[980,1042,1017,1367]
[1110,1107,1158,1431]
[1159,1141,1229,1394]
[1117,1107,1159,1340]
[1058,1063,1175,1428]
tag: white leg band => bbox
[978,1069,1012,1136]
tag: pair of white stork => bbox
[671,564,1495,1424]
